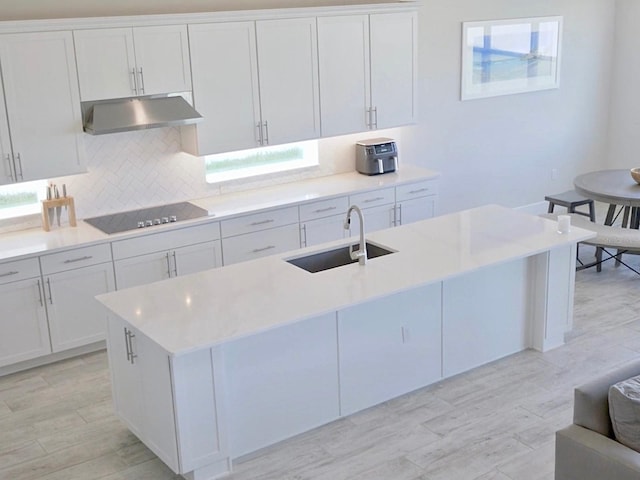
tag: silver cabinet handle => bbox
[263,121,269,145]
[409,188,431,195]
[364,196,384,203]
[46,278,53,305]
[301,224,307,247]
[14,153,23,180]
[314,206,337,214]
[372,107,378,129]
[63,255,93,264]
[4,153,14,182]
[165,252,172,278]
[252,245,275,254]
[36,279,44,307]
[128,330,137,364]
[0,270,18,278]
[172,251,178,277]
[397,204,403,226]
[124,327,131,362]
[256,122,264,146]
[137,67,145,94]
[250,219,274,227]
[130,68,138,94]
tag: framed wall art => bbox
[461,16,563,101]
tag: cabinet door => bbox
[317,15,370,136]
[397,197,436,225]
[0,278,51,367]
[74,28,137,101]
[221,224,300,266]
[370,12,417,129]
[256,18,320,145]
[301,215,348,248]
[173,240,222,277]
[222,313,339,458]
[132,25,192,96]
[114,251,172,290]
[45,263,116,352]
[188,22,261,155]
[0,31,85,181]
[338,285,442,416]
[347,204,395,236]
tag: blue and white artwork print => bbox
[461,16,562,100]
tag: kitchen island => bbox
[97,204,595,480]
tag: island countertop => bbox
[96,204,595,356]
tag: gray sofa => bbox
[555,360,640,480]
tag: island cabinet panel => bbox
[337,284,442,416]
[106,316,180,472]
[442,258,530,378]
[220,313,339,458]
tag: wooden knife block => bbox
[41,197,77,232]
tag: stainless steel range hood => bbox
[82,94,203,135]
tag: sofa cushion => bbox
[609,375,640,452]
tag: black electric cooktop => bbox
[84,202,209,235]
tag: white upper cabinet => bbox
[186,17,320,156]
[318,11,417,136]
[74,25,192,101]
[188,22,261,155]
[255,17,320,146]
[0,81,13,185]
[0,31,85,182]
[369,12,417,129]
[317,15,370,137]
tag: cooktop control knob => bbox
[145,220,153,227]
[137,221,145,228]
[153,218,161,225]
[161,217,169,224]
[169,215,177,222]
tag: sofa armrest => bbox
[556,424,640,480]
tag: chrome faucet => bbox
[344,205,367,265]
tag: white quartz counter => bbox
[0,165,437,262]
[96,204,596,356]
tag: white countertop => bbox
[0,165,437,263]
[96,204,596,357]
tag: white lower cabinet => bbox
[221,224,300,265]
[395,180,438,225]
[44,262,115,352]
[338,285,442,416]
[0,260,50,367]
[221,313,339,458]
[108,315,231,478]
[300,214,347,247]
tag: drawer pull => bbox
[250,219,275,227]
[313,206,337,214]
[364,196,384,203]
[63,255,93,264]
[252,245,276,254]
[0,270,19,278]
[408,188,430,195]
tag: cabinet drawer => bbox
[222,224,300,265]
[0,257,41,285]
[112,221,221,260]
[396,180,438,202]
[349,187,395,209]
[40,244,112,274]
[221,206,299,238]
[299,196,349,222]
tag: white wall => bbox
[405,0,616,214]
[0,0,618,220]
[607,0,640,170]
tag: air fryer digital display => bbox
[374,143,394,154]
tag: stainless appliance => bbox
[355,138,398,175]
[84,202,209,235]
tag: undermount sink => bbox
[286,242,395,273]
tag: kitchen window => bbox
[0,180,48,220]
[205,140,318,184]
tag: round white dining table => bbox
[574,169,640,227]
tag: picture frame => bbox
[461,16,563,101]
